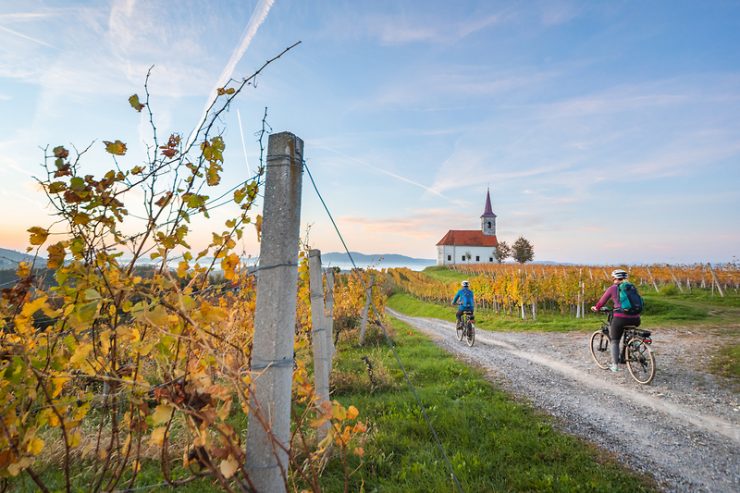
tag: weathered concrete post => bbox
[308,249,330,438]
[358,276,374,345]
[324,269,335,361]
[245,132,303,492]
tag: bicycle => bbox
[589,308,656,384]
[456,310,475,347]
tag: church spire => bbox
[482,188,494,217]
[480,188,496,236]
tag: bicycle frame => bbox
[592,308,655,384]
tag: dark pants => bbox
[610,316,640,364]
[456,308,474,325]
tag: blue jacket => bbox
[452,287,475,311]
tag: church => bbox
[436,189,498,266]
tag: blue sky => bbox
[1,0,738,264]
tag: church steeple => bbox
[480,188,497,236]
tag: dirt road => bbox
[387,309,740,493]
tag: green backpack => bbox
[618,282,644,315]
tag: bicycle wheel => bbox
[456,319,464,341]
[465,321,475,347]
[626,339,655,385]
[589,331,611,369]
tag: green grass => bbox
[12,459,218,492]
[709,343,740,392]
[421,265,469,283]
[320,318,657,492]
[387,292,599,332]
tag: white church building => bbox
[436,189,499,266]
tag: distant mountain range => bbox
[0,248,45,270]
[320,252,435,269]
[0,247,434,271]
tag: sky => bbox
[1,0,739,265]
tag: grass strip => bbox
[387,292,599,332]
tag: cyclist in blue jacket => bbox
[452,280,475,328]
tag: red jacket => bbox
[595,284,640,319]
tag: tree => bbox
[512,236,535,264]
[494,241,511,263]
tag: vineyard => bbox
[0,66,387,492]
[387,263,739,319]
[1,32,737,492]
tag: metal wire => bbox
[303,159,465,493]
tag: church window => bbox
[475,256,480,261]
[447,255,451,261]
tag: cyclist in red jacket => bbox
[591,269,641,372]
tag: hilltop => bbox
[0,248,45,270]
[320,252,435,270]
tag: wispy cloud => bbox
[539,1,581,26]
[332,7,513,47]
[339,208,463,238]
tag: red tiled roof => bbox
[436,230,498,247]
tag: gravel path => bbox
[387,309,740,493]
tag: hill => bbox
[0,248,45,270]
[321,252,435,270]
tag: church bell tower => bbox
[481,188,496,236]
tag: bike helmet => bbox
[461,280,470,287]
[611,269,628,280]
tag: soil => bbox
[386,309,740,493]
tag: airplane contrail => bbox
[0,24,54,48]
[237,109,252,175]
[315,144,457,203]
[186,0,275,149]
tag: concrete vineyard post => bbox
[245,132,304,492]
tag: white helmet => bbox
[611,269,628,280]
[461,280,469,287]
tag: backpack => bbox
[459,289,474,309]
[618,282,643,315]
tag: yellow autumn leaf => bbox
[69,343,93,368]
[221,253,239,281]
[103,140,127,156]
[254,214,263,242]
[219,455,239,479]
[149,427,166,446]
[40,408,61,427]
[145,305,170,326]
[51,376,70,398]
[332,401,346,421]
[20,295,49,319]
[26,436,44,456]
[27,226,49,246]
[151,404,173,425]
[346,405,359,420]
[47,241,66,269]
[128,94,145,112]
[68,430,82,448]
